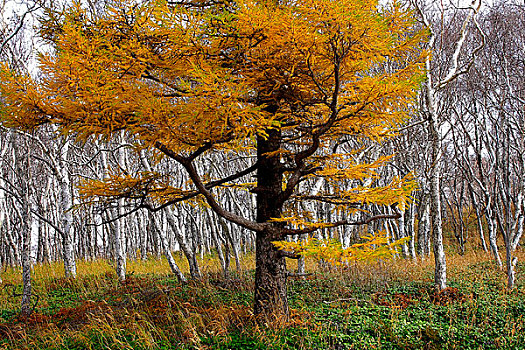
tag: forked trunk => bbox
[467,184,488,252]
[486,211,502,267]
[165,208,202,279]
[149,211,186,283]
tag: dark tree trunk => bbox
[254,128,289,319]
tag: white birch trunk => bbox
[14,140,32,316]
[148,211,186,282]
[100,147,126,281]
[468,184,488,251]
[406,204,417,260]
[428,96,447,290]
[57,140,76,278]
[165,208,202,279]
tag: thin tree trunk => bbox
[486,208,502,267]
[417,197,430,258]
[100,145,126,281]
[14,140,32,316]
[19,203,32,317]
[105,210,126,281]
[3,203,20,265]
[428,105,447,291]
[210,216,228,277]
[406,204,417,260]
[398,209,409,258]
[165,208,202,279]
[468,183,488,251]
[219,217,241,273]
[148,211,186,282]
[58,150,77,278]
[297,234,306,274]
[139,150,201,278]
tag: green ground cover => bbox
[0,252,523,349]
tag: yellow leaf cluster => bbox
[273,231,409,266]
[77,171,198,205]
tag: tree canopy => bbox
[0,0,426,318]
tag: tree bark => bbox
[406,204,417,260]
[19,202,32,317]
[100,148,126,282]
[148,211,186,282]
[219,217,241,273]
[397,209,409,258]
[14,139,32,316]
[429,109,447,291]
[254,129,289,320]
[58,141,76,278]
[165,207,202,279]
[210,214,228,277]
[486,207,502,267]
[417,194,431,258]
[467,184,487,251]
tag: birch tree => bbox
[411,0,484,290]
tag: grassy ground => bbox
[0,249,524,349]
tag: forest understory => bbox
[0,242,524,350]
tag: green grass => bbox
[0,250,524,349]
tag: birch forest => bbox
[0,0,524,349]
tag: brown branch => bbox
[293,195,361,206]
[84,157,261,228]
[147,147,260,212]
[181,160,266,232]
[279,250,300,259]
[154,141,186,162]
[282,203,401,236]
[153,141,264,232]
[397,119,427,133]
[277,62,341,206]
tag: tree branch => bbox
[282,204,401,236]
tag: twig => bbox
[322,298,371,304]
[3,283,40,316]
[286,272,312,278]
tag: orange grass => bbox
[0,245,522,349]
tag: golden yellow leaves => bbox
[273,231,410,266]
[0,65,48,130]
[269,215,335,231]
[78,171,195,205]
[1,0,425,147]
[335,175,416,209]
[312,154,391,181]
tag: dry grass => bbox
[0,245,523,349]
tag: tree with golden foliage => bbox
[0,0,425,319]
